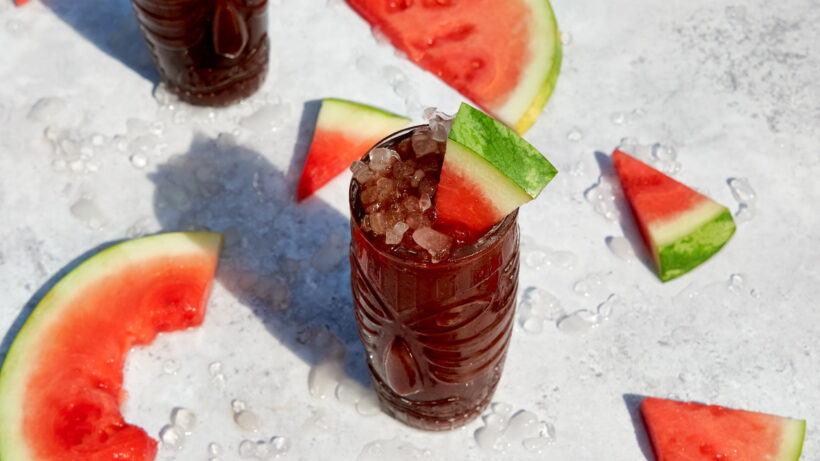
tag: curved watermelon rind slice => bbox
[297,98,410,200]
[0,232,222,461]
[504,0,563,134]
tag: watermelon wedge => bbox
[297,98,410,201]
[0,232,222,461]
[612,150,736,282]
[435,103,556,231]
[346,0,562,134]
[14,0,29,5]
[640,397,805,461]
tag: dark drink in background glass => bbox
[131,0,269,106]
[349,125,520,430]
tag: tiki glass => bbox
[349,127,520,430]
[131,0,269,106]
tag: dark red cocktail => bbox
[349,125,520,430]
[131,0,268,106]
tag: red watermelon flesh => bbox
[297,98,410,201]
[0,232,221,461]
[346,0,562,134]
[640,397,806,461]
[15,0,29,5]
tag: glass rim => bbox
[349,125,519,268]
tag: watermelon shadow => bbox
[590,151,656,276]
[285,99,322,191]
[0,240,125,366]
[149,133,372,387]
[41,0,159,84]
[623,393,655,460]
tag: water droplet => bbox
[606,236,635,261]
[231,399,248,413]
[234,410,261,432]
[162,359,180,374]
[208,442,223,456]
[355,392,381,416]
[270,436,291,456]
[308,360,345,398]
[239,440,256,458]
[130,154,148,169]
[566,128,583,142]
[560,31,572,45]
[209,361,223,375]
[171,408,197,434]
[210,373,227,389]
[159,424,184,450]
[69,197,107,230]
[610,112,626,125]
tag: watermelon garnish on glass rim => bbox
[345,0,562,134]
[612,150,736,282]
[297,98,410,201]
[435,102,557,231]
[640,397,805,461]
[0,232,222,461]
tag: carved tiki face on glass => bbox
[131,0,269,106]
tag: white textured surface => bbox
[1,0,819,459]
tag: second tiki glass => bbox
[349,128,520,431]
[131,0,269,106]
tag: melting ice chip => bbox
[171,407,197,434]
[358,439,433,461]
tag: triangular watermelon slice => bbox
[640,397,805,461]
[346,0,562,134]
[0,232,221,461]
[435,103,556,231]
[297,98,410,201]
[14,0,29,5]
[612,150,736,282]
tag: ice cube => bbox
[412,227,453,261]
[369,148,399,172]
[360,184,379,205]
[370,212,388,235]
[418,193,432,211]
[385,222,410,245]
[401,196,420,212]
[411,169,425,187]
[411,128,439,157]
[376,177,398,202]
[351,160,376,183]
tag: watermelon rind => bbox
[316,98,410,137]
[448,103,557,198]
[654,204,736,282]
[502,0,563,134]
[777,418,806,460]
[0,232,222,461]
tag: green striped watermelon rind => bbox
[655,206,737,282]
[437,103,556,230]
[0,232,222,461]
[448,103,557,198]
[779,418,807,460]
